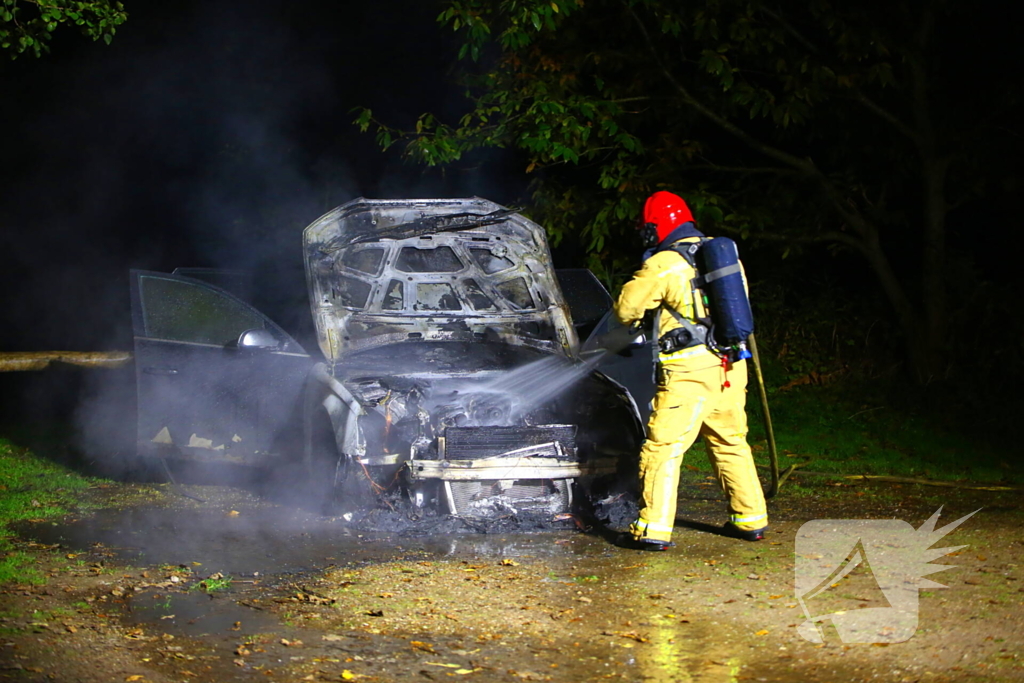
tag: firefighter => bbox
[614,191,768,550]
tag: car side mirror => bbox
[236,328,281,350]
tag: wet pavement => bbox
[24,505,604,573]
[8,488,1023,683]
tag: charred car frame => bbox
[131,198,645,519]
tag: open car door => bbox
[130,270,314,465]
[582,310,656,424]
[556,269,655,424]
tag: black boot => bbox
[615,533,676,551]
[722,522,767,541]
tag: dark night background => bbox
[0,0,532,428]
[0,0,1020,444]
[0,0,525,353]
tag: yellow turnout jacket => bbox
[613,237,720,368]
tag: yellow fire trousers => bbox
[630,358,768,543]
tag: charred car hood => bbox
[302,198,577,361]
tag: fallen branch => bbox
[757,464,1021,491]
[776,461,811,488]
[838,474,1020,491]
[0,350,132,372]
[237,600,266,611]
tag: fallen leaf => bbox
[227,510,240,517]
[411,641,436,653]
[426,663,461,668]
[323,634,346,642]
[126,676,145,682]
[499,559,520,566]
[341,670,356,680]
[754,629,769,636]
[280,638,303,647]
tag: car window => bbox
[463,279,496,311]
[555,269,612,327]
[470,247,514,274]
[342,248,385,275]
[138,275,267,345]
[496,277,535,310]
[415,283,462,311]
[333,275,373,309]
[382,279,404,310]
[396,246,463,273]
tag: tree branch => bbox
[758,4,922,146]
[717,224,867,255]
[626,3,885,241]
[850,90,923,146]
[626,5,816,175]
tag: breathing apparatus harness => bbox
[655,237,754,365]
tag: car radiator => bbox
[442,425,577,517]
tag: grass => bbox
[682,378,1022,486]
[190,574,233,593]
[0,437,100,585]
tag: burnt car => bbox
[131,198,645,519]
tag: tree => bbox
[1,0,126,58]
[356,0,1021,384]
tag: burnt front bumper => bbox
[406,424,617,517]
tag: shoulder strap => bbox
[656,238,716,353]
[662,238,704,268]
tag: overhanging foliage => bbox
[359,0,1019,382]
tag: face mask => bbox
[638,222,660,249]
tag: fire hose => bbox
[747,333,780,498]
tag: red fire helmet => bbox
[642,191,695,243]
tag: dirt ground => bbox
[1,477,1022,683]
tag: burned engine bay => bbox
[301,199,644,523]
[316,343,641,521]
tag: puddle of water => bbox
[23,505,607,575]
[125,588,277,637]
[18,504,765,682]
